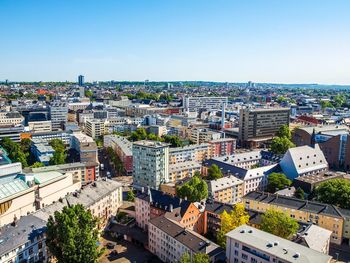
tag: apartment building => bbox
[149,216,224,263]
[183,96,228,112]
[208,138,236,157]
[279,144,328,180]
[208,176,244,204]
[238,107,290,147]
[243,191,348,245]
[226,225,331,263]
[135,189,203,233]
[49,101,68,131]
[85,119,106,138]
[169,143,210,164]
[168,161,201,182]
[0,111,24,127]
[0,179,122,263]
[203,158,279,195]
[132,140,169,189]
[30,130,71,145]
[104,135,133,175]
[0,125,24,142]
[190,128,221,144]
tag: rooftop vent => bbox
[293,253,300,259]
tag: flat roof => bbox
[226,225,331,263]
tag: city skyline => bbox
[1,0,350,84]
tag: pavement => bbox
[99,236,160,263]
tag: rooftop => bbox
[133,140,170,148]
[150,215,223,256]
[226,225,331,263]
[169,161,201,173]
[244,191,346,218]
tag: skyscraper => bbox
[78,75,84,86]
[132,140,169,189]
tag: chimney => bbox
[169,204,173,212]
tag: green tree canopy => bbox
[314,179,350,209]
[294,187,305,200]
[126,189,135,202]
[277,124,292,140]
[49,139,67,165]
[177,175,208,202]
[260,209,299,239]
[30,162,45,168]
[46,204,102,263]
[270,136,295,154]
[217,203,249,248]
[207,164,223,180]
[266,173,292,193]
[162,135,183,147]
[178,252,210,263]
[0,138,29,167]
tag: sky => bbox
[1,0,350,84]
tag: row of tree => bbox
[270,124,295,154]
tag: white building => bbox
[279,144,328,180]
[149,215,224,263]
[226,225,331,263]
[85,119,106,138]
[0,111,24,127]
[183,96,228,112]
[132,140,169,189]
[28,120,52,133]
[190,128,222,144]
[49,101,68,131]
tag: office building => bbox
[49,101,68,131]
[238,107,290,147]
[0,111,24,127]
[0,125,24,142]
[183,96,228,112]
[31,138,55,165]
[28,120,52,133]
[78,75,84,86]
[133,140,169,189]
[226,225,331,263]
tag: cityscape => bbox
[1,1,350,263]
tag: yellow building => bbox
[168,161,201,182]
[208,176,244,204]
[243,191,345,245]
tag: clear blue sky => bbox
[1,0,350,84]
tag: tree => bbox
[277,124,292,140]
[270,136,295,154]
[46,204,102,263]
[85,90,93,97]
[314,179,350,209]
[260,209,299,239]
[162,135,183,147]
[0,138,28,167]
[49,139,67,165]
[294,187,305,200]
[126,189,135,202]
[128,128,148,141]
[177,176,208,202]
[266,173,292,193]
[30,162,45,168]
[217,203,249,248]
[207,164,223,180]
[179,252,209,263]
